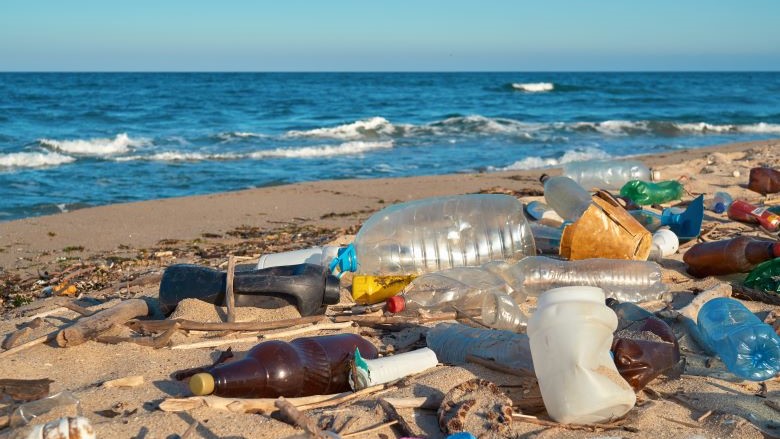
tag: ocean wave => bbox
[286,117,398,140]
[569,120,780,136]
[114,151,240,162]
[39,133,149,155]
[0,151,75,169]
[512,82,555,92]
[497,147,611,171]
[249,140,393,158]
[216,131,268,142]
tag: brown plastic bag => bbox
[560,191,652,260]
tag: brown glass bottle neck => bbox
[744,240,778,264]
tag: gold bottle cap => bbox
[189,373,215,395]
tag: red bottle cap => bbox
[386,296,405,313]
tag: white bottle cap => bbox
[652,228,679,257]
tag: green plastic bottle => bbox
[620,180,684,206]
[744,258,780,294]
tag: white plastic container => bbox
[648,228,679,261]
[527,286,636,424]
[256,246,342,269]
[350,347,439,390]
[563,159,653,190]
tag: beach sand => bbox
[0,139,779,438]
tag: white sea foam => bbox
[217,131,267,142]
[512,82,555,92]
[675,122,780,134]
[114,151,239,162]
[285,117,398,140]
[39,133,149,155]
[499,147,611,171]
[0,151,75,169]
[250,140,393,159]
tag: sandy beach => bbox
[1,139,779,438]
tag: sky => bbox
[1,0,779,71]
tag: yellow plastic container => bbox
[351,275,416,305]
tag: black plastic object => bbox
[158,263,341,316]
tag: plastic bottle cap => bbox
[386,295,405,313]
[189,373,215,396]
[713,202,726,214]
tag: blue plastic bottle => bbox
[697,298,780,381]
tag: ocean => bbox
[1,72,779,221]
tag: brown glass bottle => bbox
[748,167,780,195]
[683,236,780,278]
[189,333,378,398]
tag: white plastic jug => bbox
[528,286,636,424]
[256,245,342,269]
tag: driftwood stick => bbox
[333,312,457,326]
[341,420,399,438]
[159,392,352,413]
[2,327,32,350]
[275,397,326,438]
[261,321,355,340]
[61,301,95,316]
[0,330,57,359]
[102,375,145,388]
[295,385,386,411]
[225,256,237,324]
[98,322,180,348]
[127,315,326,333]
[732,283,780,306]
[56,299,149,347]
[171,335,259,350]
[180,420,199,439]
[379,396,441,410]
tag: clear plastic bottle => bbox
[563,159,652,190]
[425,323,534,373]
[541,175,592,222]
[329,194,536,276]
[386,266,526,331]
[499,256,668,303]
[525,200,565,227]
[697,297,780,381]
[529,222,564,255]
[705,192,733,214]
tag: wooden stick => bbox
[61,301,95,316]
[171,335,260,350]
[180,420,199,439]
[333,312,457,326]
[295,385,386,411]
[379,396,441,410]
[275,397,326,438]
[127,315,326,333]
[2,327,32,350]
[225,255,237,323]
[56,299,149,347]
[341,420,398,438]
[261,321,354,340]
[732,283,780,306]
[159,392,353,413]
[0,330,57,359]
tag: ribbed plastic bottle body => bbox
[353,194,536,275]
[563,160,651,190]
[426,323,534,372]
[697,298,780,381]
[503,256,668,303]
[396,266,525,330]
[543,176,592,221]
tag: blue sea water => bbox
[1,72,779,221]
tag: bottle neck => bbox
[744,240,780,264]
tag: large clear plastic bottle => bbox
[426,323,534,373]
[697,297,780,381]
[329,194,536,276]
[386,266,525,331]
[499,256,668,303]
[541,175,592,222]
[563,159,652,190]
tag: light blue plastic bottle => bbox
[697,298,780,381]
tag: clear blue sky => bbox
[1,0,779,71]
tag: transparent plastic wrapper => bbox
[387,266,526,331]
[528,286,635,424]
[697,297,780,381]
[10,391,81,428]
[745,258,780,293]
[500,256,669,303]
[542,175,592,222]
[329,194,536,276]
[563,159,652,190]
[426,323,534,373]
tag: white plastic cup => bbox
[528,286,636,424]
[256,246,342,269]
[350,347,439,390]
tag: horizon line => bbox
[2,69,780,74]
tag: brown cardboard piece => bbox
[560,191,652,260]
